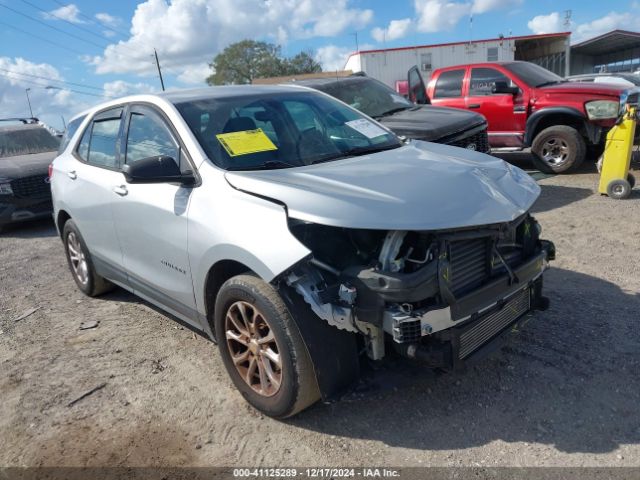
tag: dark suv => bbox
[294,74,490,153]
[0,119,60,231]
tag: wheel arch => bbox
[524,107,591,146]
[56,209,71,237]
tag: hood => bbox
[378,105,486,141]
[224,141,540,231]
[0,151,56,180]
[536,81,624,97]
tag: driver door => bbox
[111,104,199,323]
[407,66,430,105]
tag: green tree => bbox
[282,51,322,76]
[207,41,322,85]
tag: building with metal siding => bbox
[344,32,571,89]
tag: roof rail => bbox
[0,117,40,124]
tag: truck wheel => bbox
[62,219,114,296]
[606,179,632,199]
[214,275,320,418]
[531,125,586,173]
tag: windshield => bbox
[503,62,564,87]
[313,77,414,118]
[0,127,60,158]
[175,91,401,171]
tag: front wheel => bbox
[531,125,586,173]
[214,275,320,418]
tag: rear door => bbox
[466,67,527,146]
[428,67,467,110]
[407,66,430,104]
[110,104,199,322]
[64,107,126,280]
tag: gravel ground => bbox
[1,157,639,468]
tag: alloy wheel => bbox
[225,301,282,397]
[67,232,89,285]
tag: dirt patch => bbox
[1,158,639,467]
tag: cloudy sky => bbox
[1,0,639,129]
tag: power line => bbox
[0,20,87,56]
[0,67,105,92]
[49,0,131,39]
[0,3,108,50]
[0,72,112,98]
[19,0,121,44]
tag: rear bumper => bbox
[0,195,53,227]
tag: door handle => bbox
[113,185,128,196]
[468,104,481,108]
[67,170,77,180]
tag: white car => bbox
[51,85,554,418]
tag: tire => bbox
[62,219,114,296]
[628,173,636,189]
[606,179,632,200]
[214,275,320,418]
[531,125,586,174]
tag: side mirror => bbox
[492,81,520,95]
[122,155,195,185]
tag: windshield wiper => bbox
[373,106,410,119]
[309,143,401,164]
[228,160,298,171]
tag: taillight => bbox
[48,162,53,179]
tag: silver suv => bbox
[51,85,554,418]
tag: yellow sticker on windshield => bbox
[216,128,278,157]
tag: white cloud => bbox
[414,0,471,33]
[89,0,373,77]
[471,0,521,14]
[371,18,413,43]
[527,10,640,42]
[95,12,121,27]
[527,12,563,34]
[102,80,156,98]
[574,12,636,42]
[412,0,521,33]
[43,4,85,24]
[176,64,212,85]
[0,58,91,129]
[314,45,352,71]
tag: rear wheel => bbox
[531,125,586,173]
[62,220,114,296]
[214,275,320,418]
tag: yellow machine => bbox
[598,105,637,199]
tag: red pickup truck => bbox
[408,61,630,173]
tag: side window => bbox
[433,69,465,98]
[283,101,320,133]
[58,115,85,154]
[75,107,123,168]
[88,116,121,168]
[125,110,179,166]
[76,124,91,161]
[408,68,428,104]
[469,68,512,96]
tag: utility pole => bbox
[25,88,33,117]
[154,48,165,91]
[352,32,359,52]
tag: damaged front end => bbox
[283,214,555,368]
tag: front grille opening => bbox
[10,175,50,198]
[449,238,490,297]
[447,130,490,153]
